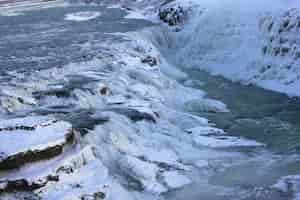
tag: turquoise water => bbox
[185,69,300,155]
[162,58,300,200]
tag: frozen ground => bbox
[0,0,300,200]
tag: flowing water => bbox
[184,69,300,155]
[163,68,300,200]
[0,3,153,73]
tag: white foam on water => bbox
[64,11,101,21]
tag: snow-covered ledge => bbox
[0,116,74,170]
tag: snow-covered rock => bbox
[185,98,229,113]
[0,144,134,199]
[0,116,74,170]
[161,171,191,189]
[158,4,187,27]
[0,86,36,113]
[0,116,77,193]
[273,175,300,200]
[118,155,167,194]
[186,126,225,136]
[256,8,300,96]
[36,146,131,200]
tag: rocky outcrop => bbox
[0,142,129,199]
[35,146,120,200]
[157,0,205,32]
[273,175,300,199]
[141,56,158,67]
[0,116,74,171]
[0,116,75,194]
[158,5,187,26]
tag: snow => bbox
[0,116,72,160]
[0,116,52,128]
[187,124,264,148]
[186,126,225,136]
[1,86,36,105]
[195,160,209,168]
[141,148,178,167]
[185,98,229,113]
[273,175,300,200]
[37,146,133,200]
[162,171,191,189]
[64,11,101,21]
[0,145,81,185]
[118,155,167,194]
[125,11,146,20]
[192,135,264,148]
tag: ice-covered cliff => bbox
[152,0,300,96]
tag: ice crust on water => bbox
[161,171,191,189]
[64,11,101,21]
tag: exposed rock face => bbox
[141,56,158,66]
[158,5,187,26]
